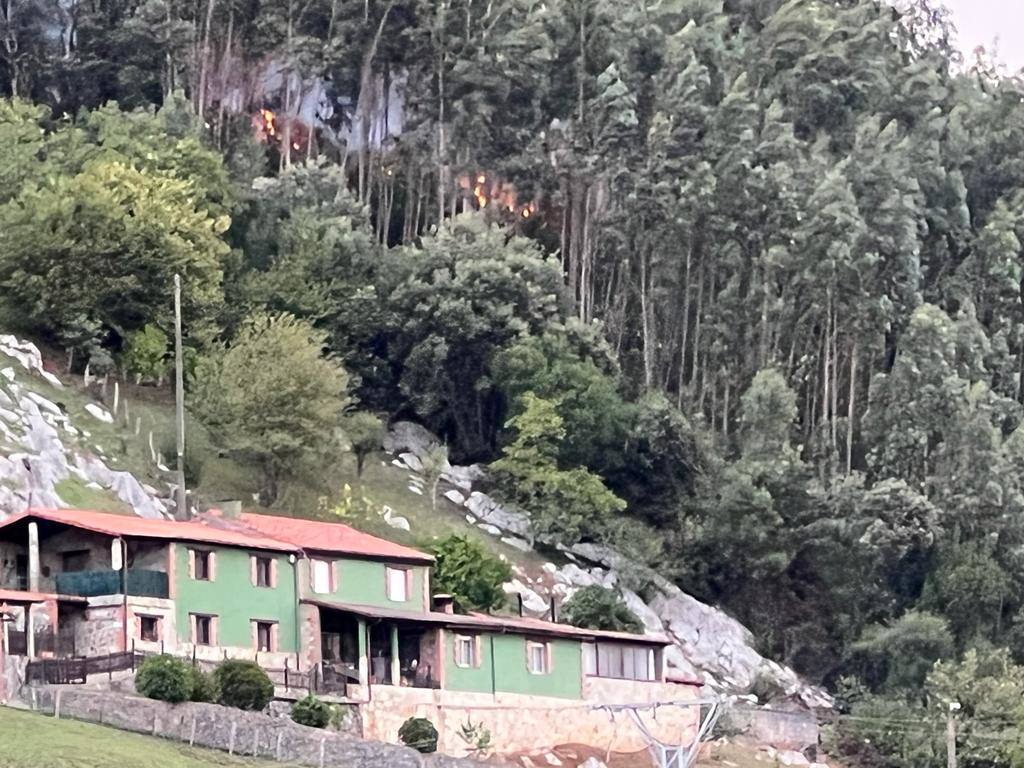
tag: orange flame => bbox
[260,108,277,137]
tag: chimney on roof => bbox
[433,594,455,614]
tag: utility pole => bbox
[947,702,960,768]
[173,274,188,521]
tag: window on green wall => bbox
[191,549,214,581]
[311,559,333,594]
[386,566,411,602]
[454,634,480,668]
[526,641,550,675]
[252,555,275,588]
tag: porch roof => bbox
[303,598,670,646]
[0,589,87,605]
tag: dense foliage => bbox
[431,535,512,613]
[135,655,192,703]
[6,2,1024,763]
[291,695,331,729]
[398,717,438,754]
[213,660,274,711]
[563,586,643,634]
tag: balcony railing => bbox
[55,569,169,599]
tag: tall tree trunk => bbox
[196,0,218,117]
[847,344,857,474]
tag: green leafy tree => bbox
[431,534,511,613]
[492,393,625,544]
[562,585,643,634]
[419,443,449,512]
[850,611,954,692]
[341,412,385,478]
[122,324,169,385]
[0,161,229,343]
[190,313,350,505]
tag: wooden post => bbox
[389,624,400,686]
[173,274,188,521]
[228,722,237,755]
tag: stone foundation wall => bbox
[29,688,482,768]
[357,678,700,759]
[719,705,819,750]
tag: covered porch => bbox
[304,600,444,693]
[0,589,87,659]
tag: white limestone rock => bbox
[501,536,532,552]
[399,452,423,473]
[444,489,466,506]
[407,484,423,495]
[84,403,114,423]
[465,491,532,538]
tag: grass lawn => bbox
[0,707,297,768]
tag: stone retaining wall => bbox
[28,688,482,768]
[719,705,819,750]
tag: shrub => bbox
[187,665,218,702]
[431,534,512,613]
[399,716,438,753]
[562,585,643,633]
[214,659,274,711]
[291,695,331,728]
[135,654,191,703]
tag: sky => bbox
[941,0,1024,72]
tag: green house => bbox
[0,507,676,707]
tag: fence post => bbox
[131,640,136,671]
[189,716,197,746]
[228,722,237,755]
[319,738,326,768]
[252,728,259,756]
[275,733,283,761]
[284,658,289,690]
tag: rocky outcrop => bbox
[0,337,168,519]
[385,420,832,710]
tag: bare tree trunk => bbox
[196,0,218,116]
[847,344,857,474]
[639,243,655,391]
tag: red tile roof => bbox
[236,513,433,563]
[0,509,299,553]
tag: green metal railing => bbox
[55,569,169,599]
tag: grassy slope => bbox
[0,707,297,768]
[16,347,547,571]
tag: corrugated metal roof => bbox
[301,598,670,645]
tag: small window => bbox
[527,641,550,675]
[253,556,274,588]
[193,614,214,646]
[311,559,333,594]
[254,621,275,652]
[454,635,478,668]
[193,550,212,581]
[386,567,410,602]
[139,615,160,643]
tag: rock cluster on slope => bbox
[387,420,832,710]
[0,337,167,519]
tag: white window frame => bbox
[454,634,478,668]
[386,566,411,602]
[526,641,550,675]
[311,558,333,594]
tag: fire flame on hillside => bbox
[459,172,536,220]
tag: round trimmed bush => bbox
[399,716,438,753]
[291,695,331,728]
[214,659,274,711]
[136,654,191,703]
[187,665,218,703]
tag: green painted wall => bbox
[442,633,583,699]
[443,632,495,694]
[493,635,582,699]
[314,557,428,612]
[174,546,298,651]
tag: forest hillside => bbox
[4,0,1024,763]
